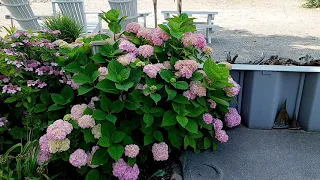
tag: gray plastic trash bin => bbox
[231,64,320,130]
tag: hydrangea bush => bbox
[0,29,90,148]
[36,11,241,179]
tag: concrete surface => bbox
[182,126,320,180]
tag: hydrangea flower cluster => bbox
[38,119,73,164]
[91,124,101,139]
[152,142,169,161]
[113,158,140,180]
[213,119,223,131]
[224,108,241,128]
[215,129,229,143]
[69,149,88,168]
[183,81,206,100]
[78,115,95,129]
[124,144,140,158]
[174,60,199,79]
[224,77,241,97]
[117,53,136,66]
[138,45,154,58]
[181,32,207,49]
[208,99,217,109]
[70,104,87,120]
[0,117,8,127]
[203,113,213,124]
[2,83,21,94]
[143,63,166,78]
[27,80,47,88]
[98,67,108,81]
[71,104,95,128]
[126,22,141,33]
[151,27,170,46]
[60,75,79,90]
[136,28,153,40]
[119,39,138,54]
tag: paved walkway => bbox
[182,126,320,180]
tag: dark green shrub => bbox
[43,15,83,43]
[304,0,320,8]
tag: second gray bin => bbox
[231,64,320,131]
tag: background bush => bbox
[43,14,83,43]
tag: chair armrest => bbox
[138,12,151,17]
[85,12,103,15]
[35,15,54,20]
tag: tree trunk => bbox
[153,0,157,28]
[177,0,182,15]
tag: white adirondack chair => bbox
[51,0,102,34]
[0,0,43,31]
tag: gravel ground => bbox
[0,0,319,62]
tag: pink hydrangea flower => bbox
[193,34,206,49]
[224,77,241,97]
[124,144,140,158]
[46,119,73,140]
[190,81,206,97]
[137,28,153,40]
[181,32,197,47]
[119,39,138,53]
[202,46,213,54]
[78,115,95,129]
[138,45,154,58]
[98,67,108,81]
[151,35,164,46]
[154,27,170,41]
[2,83,21,94]
[113,158,129,178]
[0,117,8,127]
[87,146,99,168]
[71,104,87,120]
[224,108,241,128]
[213,119,223,131]
[215,130,229,143]
[174,60,199,79]
[39,134,50,153]
[37,151,51,165]
[69,149,88,168]
[208,99,217,109]
[143,64,163,78]
[88,96,100,109]
[183,90,196,100]
[152,142,169,161]
[203,113,213,124]
[163,61,171,69]
[126,22,141,33]
[181,32,206,49]
[117,53,136,66]
[122,164,140,180]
